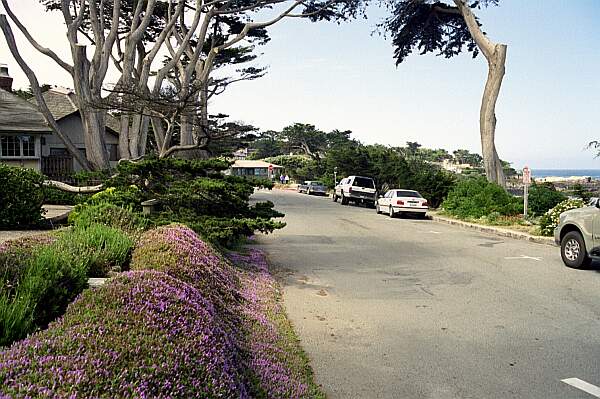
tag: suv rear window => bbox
[352,177,375,189]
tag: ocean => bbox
[533,169,600,179]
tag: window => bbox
[395,190,421,198]
[352,177,375,189]
[1,135,37,158]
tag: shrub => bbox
[42,186,90,205]
[57,224,134,277]
[0,271,248,398]
[69,202,151,235]
[0,164,45,228]
[527,182,566,216]
[0,243,88,346]
[442,177,523,219]
[88,185,144,210]
[539,198,585,236]
[131,225,240,310]
[0,225,133,346]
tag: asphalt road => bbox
[253,189,600,399]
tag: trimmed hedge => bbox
[0,164,45,228]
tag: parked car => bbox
[554,198,600,268]
[297,181,327,195]
[376,189,428,218]
[333,176,377,207]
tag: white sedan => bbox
[376,189,429,218]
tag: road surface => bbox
[253,189,600,399]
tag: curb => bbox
[430,214,557,247]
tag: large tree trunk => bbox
[81,108,110,170]
[454,0,507,187]
[480,44,507,187]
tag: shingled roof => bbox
[0,88,51,133]
[29,87,121,134]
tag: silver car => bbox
[297,181,327,196]
[554,198,600,268]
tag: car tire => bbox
[332,193,338,202]
[307,189,311,195]
[561,231,592,269]
[341,194,349,205]
[376,204,381,214]
[388,206,395,218]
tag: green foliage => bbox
[442,177,522,219]
[0,224,133,346]
[0,164,45,228]
[69,202,151,234]
[539,198,586,236]
[42,186,90,205]
[102,158,284,246]
[528,182,567,216]
[88,185,144,210]
[264,155,318,182]
[571,183,592,202]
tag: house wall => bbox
[0,133,43,171]
[42,113,119,171]
[1,158,40,171]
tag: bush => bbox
[0,164,45,228]
[88,185,144,210]
[0,271,248,398]
[57,224,134,277]
[539,198,585,236]
[0,225,133,346]
[131,225,240,310]
[442,177,523,219]
[42,186,90,205]
[69,202,151,235]
[527,182,566,216]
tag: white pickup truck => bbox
[332,176,377,207]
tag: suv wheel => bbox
[561,231,592,269]
[332,193,338,202]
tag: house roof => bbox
[232,160,283,168]
[0,88,51,133]
[29,87,121,135]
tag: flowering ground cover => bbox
[0,225,323,398]
[230,249,326,399]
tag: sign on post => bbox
[523,166,531,217]
[268,164,273,179]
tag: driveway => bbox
[253,189,600,399]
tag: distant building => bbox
[440,159,473,174]
[227,160,283,179]
[0,66,120,177]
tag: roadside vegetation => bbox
[0,158,323,397]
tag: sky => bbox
[1,0,599,169]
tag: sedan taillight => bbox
[396,200,404,205]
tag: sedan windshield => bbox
[395,190,421,198]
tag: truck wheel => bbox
[561,231,592,269]
[341,194,349,205]
[332,193,338,202]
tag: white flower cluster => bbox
[540,198,585,236]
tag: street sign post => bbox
[523,166,531,217]
[268,164,273,179]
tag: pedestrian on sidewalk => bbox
[284,174,290,184]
